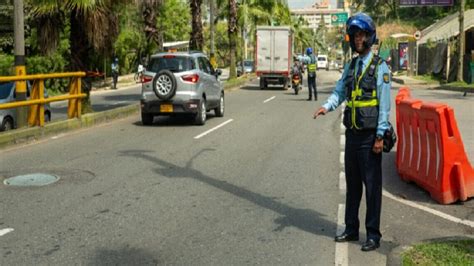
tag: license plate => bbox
[160,104,173,113]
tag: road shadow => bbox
[133,113,218,127]
[119,149,394,255]
[102,93,141,102]
[88,246,160,265]
[240,85,288,91]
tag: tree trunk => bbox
[70,9,93,113]
[143,2,163,52]
[228,0,237,79]
[189,0,203,50]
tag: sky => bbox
[287,0,317,9]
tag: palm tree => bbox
[228,0,238,79]
[189,0,204,50]
[31,0,123,112]
[136,0,164,53]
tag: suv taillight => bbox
[182,74,199,83]
[142,75,153,83]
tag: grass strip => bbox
[402,239,473,266]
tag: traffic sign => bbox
[331,12,348,25]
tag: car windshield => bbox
[148,56,195,73]
[318,57,327,61]
[243,61,253,67]
[0,82,13,100]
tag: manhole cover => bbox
[3,173,59,186]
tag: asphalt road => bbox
[1,71,472,265]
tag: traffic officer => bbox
[313,12,391,252]
[305,47,318,101]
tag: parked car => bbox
[0,81,51,132]
[140,51,224,126]
[317,55,329,71]
[237,60,254,76]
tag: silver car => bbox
[0,82,51,132]
[140,51,224,125]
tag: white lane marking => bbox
[51,134,65,140]
[339,152,345,165]
[113,101,127,105]
[0,228,14,236]
[382,190,474,228]
[340,134,345,147]
[339,172,346,192]
[335,204,348,266]
[194,119,234,139]
[263,96,276,103]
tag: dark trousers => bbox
[344,129,382,242]
[112,73,118,89]
[307,74,317,99]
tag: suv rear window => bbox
[148,56,195,73]
[318,57,327,61]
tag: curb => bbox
[0,104,139,150]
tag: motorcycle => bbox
[291,73,301,95]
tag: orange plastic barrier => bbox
[395,87,474,204]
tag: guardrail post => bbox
[28,80,45,126]
[67,77,82,119]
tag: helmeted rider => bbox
[313,12,391,252]
[304,47,317,101]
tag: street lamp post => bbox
[13,0,27,129]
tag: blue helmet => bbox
[346,12,376,52]
[306,47,313,55]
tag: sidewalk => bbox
[392,74,474,94]
[90,73,139,92]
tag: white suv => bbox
[317,55,329,71]
[140,51,224,126]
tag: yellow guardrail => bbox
[0,72,86,127]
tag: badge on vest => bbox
[383,73,390,84]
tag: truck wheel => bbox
[260,78,264,90]
[283,78,288,90]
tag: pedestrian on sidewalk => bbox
[313,12,391,252]
[111,57,119,90]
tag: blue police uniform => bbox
[322,50,391,244]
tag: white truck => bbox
[255,26,293,90]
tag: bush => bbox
[0,52,69,95]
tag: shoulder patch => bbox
[383,73,390,84]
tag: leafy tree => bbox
[158,0,190,43]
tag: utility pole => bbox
[209,0,217,69]
[457,0,465,82]
[13,0,27,128]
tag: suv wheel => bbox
[152,70,177,100]
[194,99,207,125]
[214,93,224,117]
[1,117,13,132]
[141,112,154,125]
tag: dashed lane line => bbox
[335,204,348,266]
[263,96,276,103]
[194,119,234,139]
[0,228,14,236]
